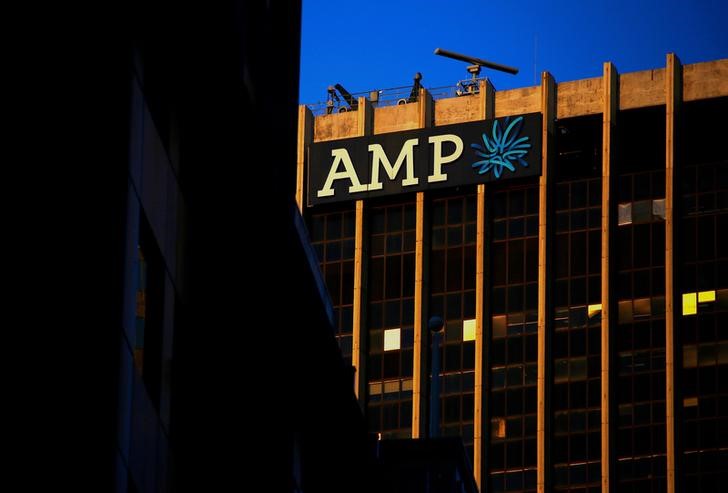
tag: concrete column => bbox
[413,88,434,438]
[352,97,373,406]
[665,52,682,493]
[537,71,556,493]
[295,105,313,211]
[474,78,494,491]
[601,61,619,493]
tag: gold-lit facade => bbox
[298,55,728,493]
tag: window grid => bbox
[552,177,602,492]
[615,169,667,491]
[488,185,539,493]
[310,210,356,366]
[366,202,416,439]
[430,194,477,463]
[680,155,728,489]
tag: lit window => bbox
[401,379,413,391]
[384,328,401,351]
[682,293,697,316]
[698,290,716,303]
[683,397,698,407]
[369,382,382,395]
[633,298,651,318]
[618,203,632,226]
[383,380,399,394]
[492,418,506,438]
[492,315,507,338]
[463,319,476,341]
[587,303,602,319]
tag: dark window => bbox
[614,107,667,490]
[551,115,603,491]
[679,98,728,487]
[430,193,477,460]
[366,202,416,438]
[309,208,356,366]
[488,183,539,492]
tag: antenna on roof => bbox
[434,48,519,77]
[434,48,518,97]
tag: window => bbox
[614,107,667,489]
[489,184,539,492]
[679,99,728,484]
[430,193,477,462]
[309,209,356,365]
[551,115,603,492]
[463,319,476,342]
[384,328,401,351]
[367,202,416,439]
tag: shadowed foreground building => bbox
[47,2,370,492]
[299,55,728,493]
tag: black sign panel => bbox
[308,112,541,206]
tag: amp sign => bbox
[307,113,542,206]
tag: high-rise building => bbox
[298,55,728,493]
[36,2,371,492]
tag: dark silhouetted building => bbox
[28,2,373,492]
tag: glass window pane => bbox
[571,357,587,380]
[633,297,651,318]
[632,200,652,223]
[493,315,507,338]
[448,199,463,224]
[683,292,697,315]
[618,203,632,226]
[555,359,569,383]
[432,202,446,226]
[384,328,401,351]
[493,368,505,388]
[683,346,698,368]
[463,319,476,341]
[383,380,400,394]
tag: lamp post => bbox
[428,315,445,438]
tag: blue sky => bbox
[299,0,728,105]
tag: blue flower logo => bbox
[471,116,532,178]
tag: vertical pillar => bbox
[295,104,313,212]
[601,61,618,493]
[537,71,556,493]
[352,97,373,406]
[474,78,494,491]
[413,88,433,438]
[665,52,682,493]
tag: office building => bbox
[298,55,728,493]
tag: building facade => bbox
[91,3,370,492]
[298,55,728,493]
